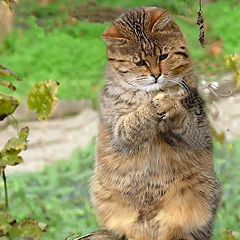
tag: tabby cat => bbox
[86,7,220,240]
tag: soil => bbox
[0,100,98,174]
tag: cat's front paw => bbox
[151,93,181,119]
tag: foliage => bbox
[0,62,59,239]
[0,127,29,174]
[224,53,240,88]
[5,144,98,240]
[213,140,240,239]
[27,79,59,120]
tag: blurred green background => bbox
[0,0,240,239]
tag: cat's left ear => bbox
[101,23,129,46]
[150,8,171,32]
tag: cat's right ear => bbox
[101,24,129,46]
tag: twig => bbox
[197,0,205,47]
[2,170,9,209]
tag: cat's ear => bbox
[150,9,171,32]
[101,24,129,46]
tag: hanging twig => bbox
[197,0,205,47]
[2,170,9,209]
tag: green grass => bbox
[0,0,239,105]
[1,140,239,240]
[3,143,98,240]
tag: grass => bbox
[3,143,98,240]
[0,0,240,105]
[0,140,239,240]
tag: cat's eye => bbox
[136,60,147,66]
[159,54,168,61]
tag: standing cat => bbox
[87,7,220,240]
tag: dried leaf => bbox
[27,79,59,120]
[208,41,222,55]
[0,80,16,91]
[196,9,205,47]
[223,229,239,240]
[0,127,29,168]
[8,219,47,240]
[210,125,225,145]
[0,64,21,81]
[0,93,19,121]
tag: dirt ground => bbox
[0,100,98,174]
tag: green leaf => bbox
[0,80,16,91]
[0,63,21,81]
[8,219,47,240]
[0,93,19,121]
[0,127,29,168]
[224,53,240,88]
[27,79,59,121]
[0,205,15,236]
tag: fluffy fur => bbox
[88,7,220,240]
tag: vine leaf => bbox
[0,127,29,172]
[0,93,19,121]
[27,79,59,121]
[0,205,15,236]
[0,206,46,240]
[0,64,21,81]
[224,53,240,88]
[8,219,47,240]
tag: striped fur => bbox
[90,7,220,240]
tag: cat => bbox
[85,6,221,240]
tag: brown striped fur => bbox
[90,7,220,240]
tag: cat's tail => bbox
[77,230,127,240]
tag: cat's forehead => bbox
[115,7,184,51]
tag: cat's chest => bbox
[108,137,180,197]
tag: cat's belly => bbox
[95,179,211,240]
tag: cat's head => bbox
[102,7,196,91]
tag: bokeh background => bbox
[0,0,240,239]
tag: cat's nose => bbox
[151,73,161,80]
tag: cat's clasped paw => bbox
[151,93,181,120]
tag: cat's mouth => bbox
[139,75,187,92]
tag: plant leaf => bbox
[0,63,21,81]
[223,229,239,240]
[0,127,29,168]
[210,125,225,145]
[0,205,15,236]
[8,219,47,240]
[0,93,19,121]
[0,80,16,91]
[224,53,240,88]
[27,79,59,121]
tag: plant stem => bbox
[2,170,9,209]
